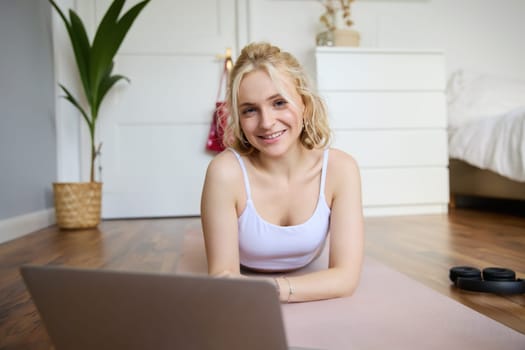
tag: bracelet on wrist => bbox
[282,276,294,303]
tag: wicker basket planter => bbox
[53,182,102,229]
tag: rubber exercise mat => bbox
[176,230,525,350]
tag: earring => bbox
[303,119,310,131]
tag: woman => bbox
[201,42,364,303]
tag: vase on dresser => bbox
[316,1,360,47]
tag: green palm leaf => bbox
[94,75,129,122]
[90,0,149,104]
[89,0,125,98]
[49,1,92,104]
[59,84,91,129]
[93,62,130,121]
[67,10,92,105]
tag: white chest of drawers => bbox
[315,47,449,216]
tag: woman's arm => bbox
[200,152,243,276]
[275,149,365,302]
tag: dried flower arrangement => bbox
[319,0,355,30]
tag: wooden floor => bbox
[0,207,524,349]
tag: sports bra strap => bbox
[229,148,252,200]
[320,149,329,197]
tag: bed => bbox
[446,70,525,204]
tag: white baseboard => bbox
[0,209,56,245]
[364,204,448,217]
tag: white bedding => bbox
[448,106,525,182]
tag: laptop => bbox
[21,265,319,350]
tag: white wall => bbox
[246,0,525,81]
[45,0,524,219]
[54,0,525,184]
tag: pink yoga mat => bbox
[176,231,525,350]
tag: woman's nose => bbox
[259,107,275,129]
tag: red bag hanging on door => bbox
[206,56,232,152]
[206,101,228,152]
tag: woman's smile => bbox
[259,130,286,142]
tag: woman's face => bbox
[237,69,305,157]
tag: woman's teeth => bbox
[261,130,284,139]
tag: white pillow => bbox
[446,70,525,129]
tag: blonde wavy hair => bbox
[223,42,332,154]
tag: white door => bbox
[86,0,238,218]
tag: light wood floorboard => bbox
[0,208,524,349]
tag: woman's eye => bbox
[274,99,288,108]
[241,107,256,115]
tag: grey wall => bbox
[0,1,56,220]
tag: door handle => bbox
[216,48,233,71]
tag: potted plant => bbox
[50,0,150,229]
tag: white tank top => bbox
[230,149,331,271]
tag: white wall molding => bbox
[51,0,82,182]
[0,209,56,245]
[236,0,249,52]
